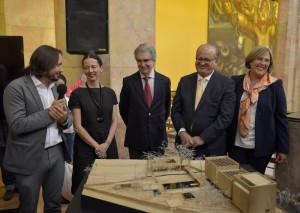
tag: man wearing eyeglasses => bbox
[171,43,236,158]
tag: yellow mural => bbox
[208,0,278,76]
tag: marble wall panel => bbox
[276,0,300,112]
[4,0,56,65]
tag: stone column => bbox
[275,1,300,208]
[275,112,300,211]
[109,0,155,159]
[275,0,300,112]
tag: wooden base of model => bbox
[82,155,280,213]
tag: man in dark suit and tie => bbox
[171,43,236,158]
[3,45,72,213]
[119,43,171,159]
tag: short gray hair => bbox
[134,43,156,61]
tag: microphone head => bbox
[57,84,67,99]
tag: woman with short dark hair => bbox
[68,51,119,194]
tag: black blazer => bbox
[119,71,171,151]
[171,71,236,156]
[227,74,289,157]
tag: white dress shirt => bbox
[31,75,62,148]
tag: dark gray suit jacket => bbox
[119,71,171,151]
[3,75,72,175]
[171,71,236,156]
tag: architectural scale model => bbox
[81,148,279,213]
[205,156,277,213]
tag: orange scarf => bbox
[239,71,277,137]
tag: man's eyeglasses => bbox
[255,57,271,63]
[195,58,217,64]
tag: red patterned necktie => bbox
[144,76,152,108]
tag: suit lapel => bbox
[197,71,216,107]
[24,75,44,110]
[132,72,148,106]
[191,73,198,108]
[235,77,244,109]
[152,71,160,105]
[52,85,58,99]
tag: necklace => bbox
[86,82,104,123]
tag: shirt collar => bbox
[140,70,155,79]
[31,75,55,89]
[197,70,214,81]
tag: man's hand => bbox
[179,131,194,147]
[49,99,67,124]
[192,136,205,148]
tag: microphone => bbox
[57,84,67,99]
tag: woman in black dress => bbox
[69,51,119,194]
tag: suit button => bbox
[149,113,151,116]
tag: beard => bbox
[45,72,60,82]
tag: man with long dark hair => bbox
[3,45,72,213]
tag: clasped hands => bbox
[179,131,204,148]
[95,142,109,159]
[49,99,67,124]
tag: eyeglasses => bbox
[195,57,217,64]
[255,57,271,63]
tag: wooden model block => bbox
[232,172,277,213]
[217,168,248,197]
[205,156,239,183]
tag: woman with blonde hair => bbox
[227,45,289,174]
